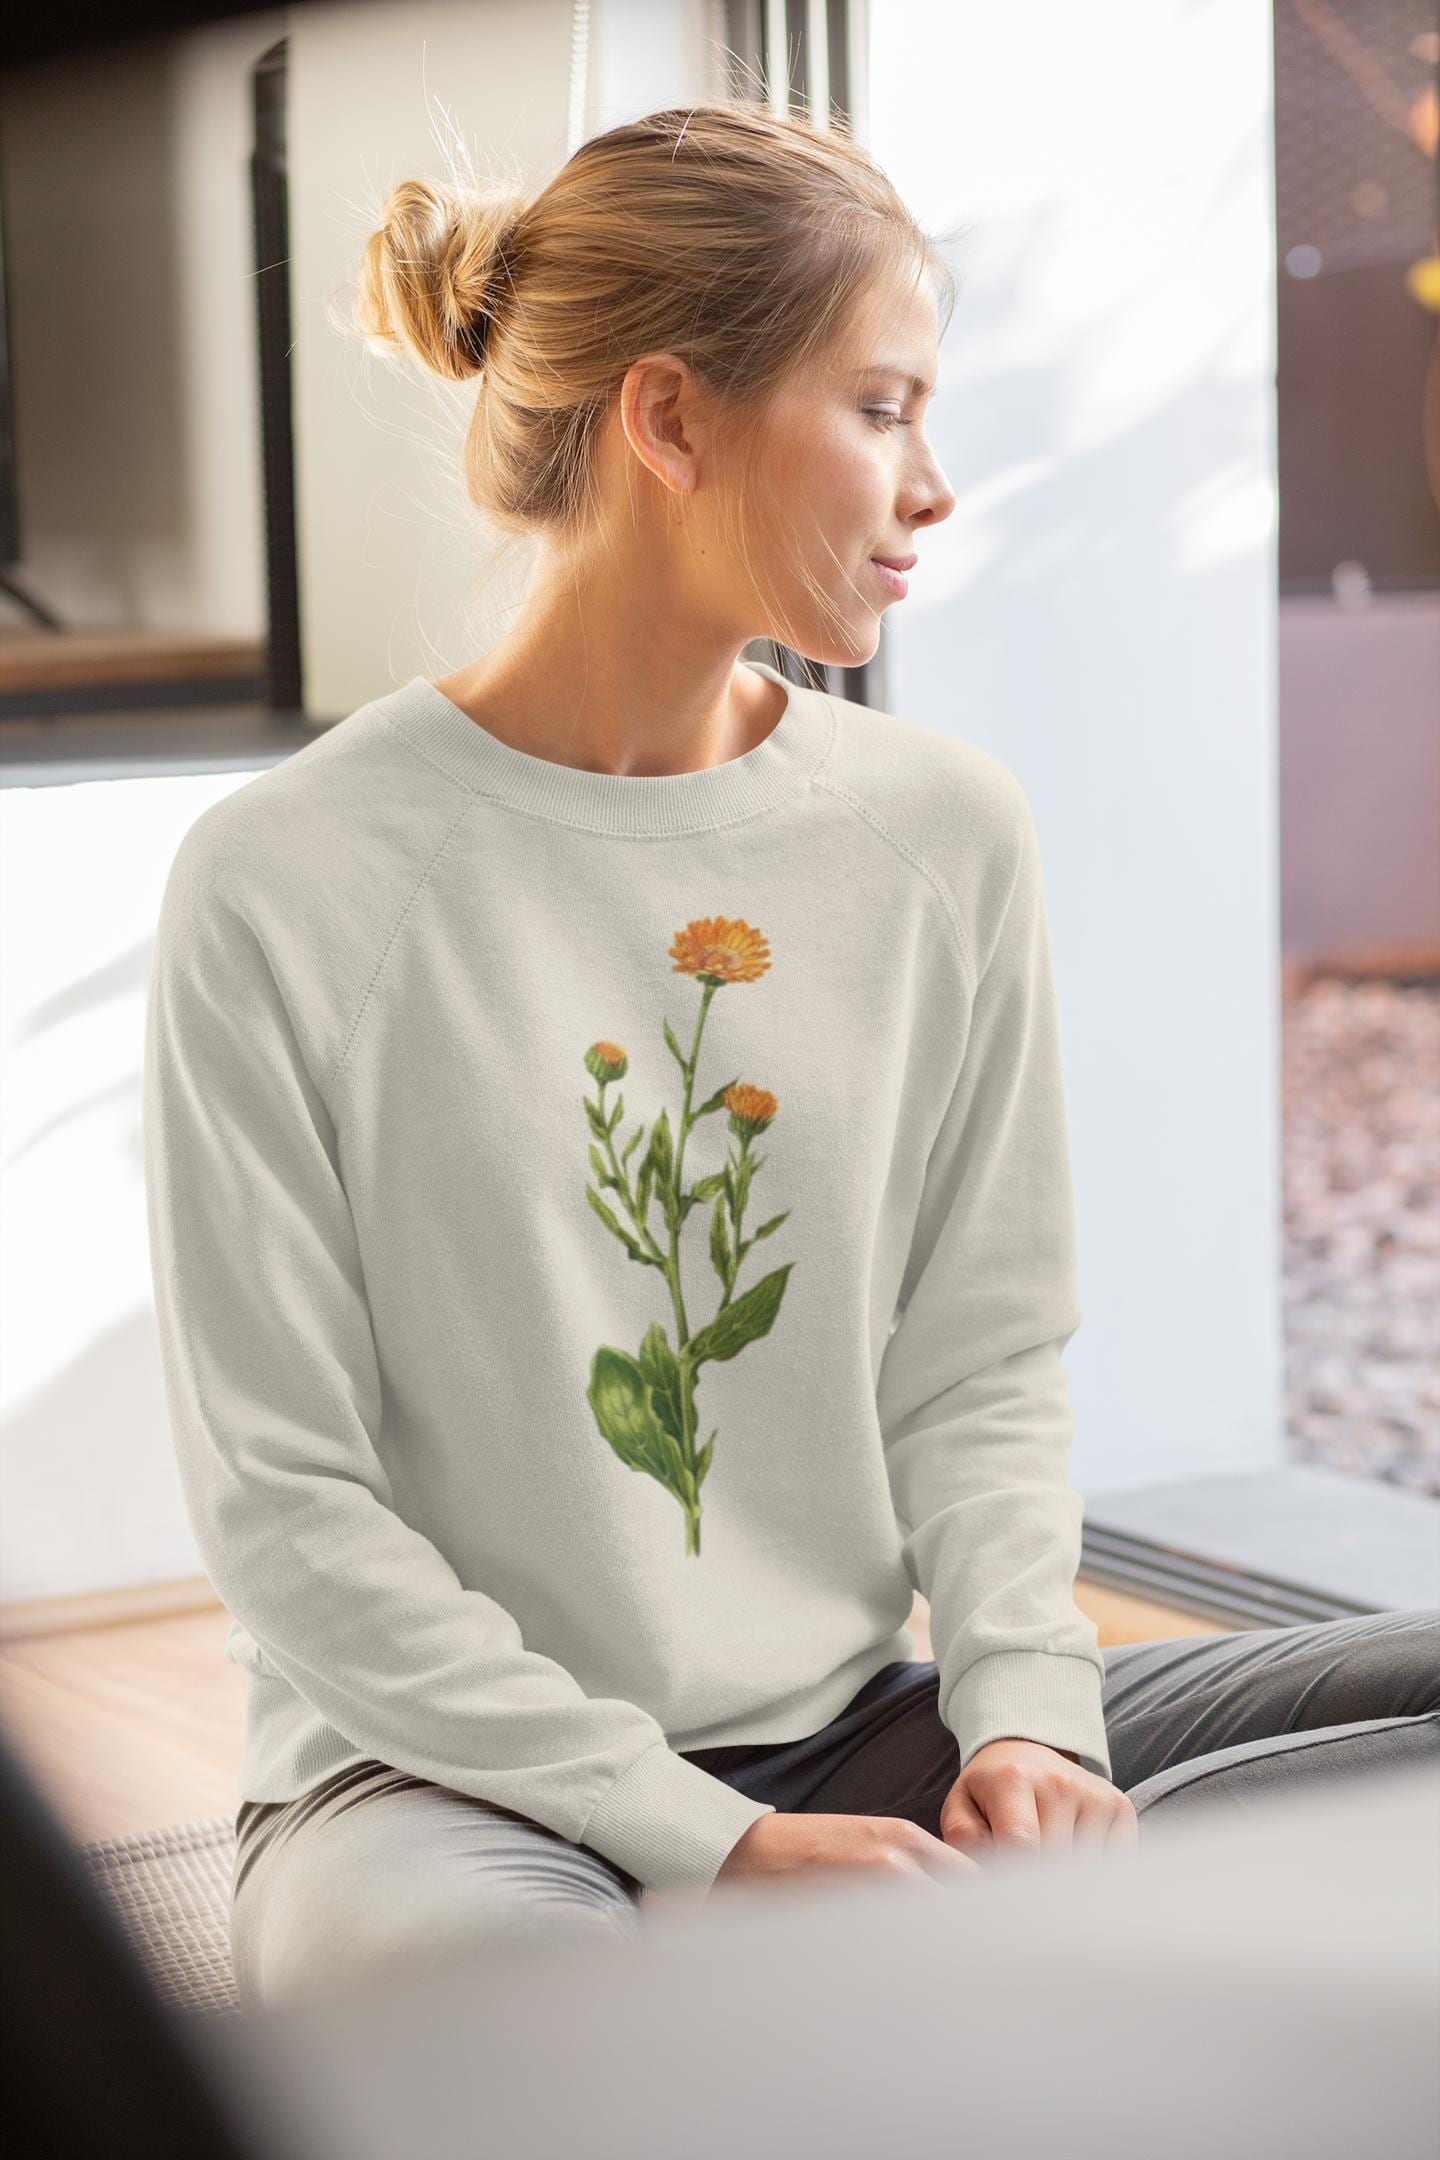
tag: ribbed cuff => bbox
[943,1649,1112,1783]
[578,1740,777,1893]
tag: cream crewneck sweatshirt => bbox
[142,657,1111,1895]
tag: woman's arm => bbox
[876,777,1111,1782]
[142,826,774,1893]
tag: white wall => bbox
[0,770,255,1603]
[584,0,730,134]
[867,0,1283,1491]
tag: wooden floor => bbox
[0,1586,1230,1846]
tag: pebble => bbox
[1282,979,1440,1495]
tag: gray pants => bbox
[230,1609,1440,2007]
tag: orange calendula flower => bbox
[669,916,771,986]
[724,1083,778,1134]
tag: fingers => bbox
[1070,1791,1139,1857]
[1034,1778,1081,1852]
[938,1787,992,1861]
[977,1765,1044,1856]
[959,1765,1118,1859]
[1071,1804,1111,1856]
[889,1823,981,1885]
[941,1765,1141,1872]
[918,1832,983,1882]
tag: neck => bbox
[435,560,784,781]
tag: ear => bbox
[616,352,709,497]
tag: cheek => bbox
[788,425,890,540]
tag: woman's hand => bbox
[940,1738,1139,1861]
[713,1809,983,1889]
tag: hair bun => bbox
[356,176,523,382]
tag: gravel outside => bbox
[1282,977,1440,1498]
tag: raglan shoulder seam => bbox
[811,768,979,997]
[325,791,479,1091]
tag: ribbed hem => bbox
[578,1739,777,1893]
[378,660,835,837]
[943,1649,1112,1783]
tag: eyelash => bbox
[864,408,913,431]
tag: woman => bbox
[142,101,1439,2010]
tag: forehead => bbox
[830,278,940,388]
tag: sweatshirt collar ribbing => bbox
[379,659,834,837]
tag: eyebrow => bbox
[851,366,937,397]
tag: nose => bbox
[915,461,957,530]
[900,448,956,532]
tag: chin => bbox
[784,620,881,672]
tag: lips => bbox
[870,555,914,600]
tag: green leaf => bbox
[695,1429,718,1487]
[637,1322,685,1447]
[636,1156,653,1226]
[652,1423,693,1502]
[587,1347,671,1483]
[751,1210,790,1241]
[587,1344,694,1504]
[679,1167,727,1225]
[688,1263,793,1367]
[584,1095,609,1138]
[585,1185,645,1262]
[649,1108,674,1190]
[709,1194,731,1284]
[608,1090,624,1133]
[621,1123,644,1165]
[588,1143,613,1190]
[693,1077,740,1119]
[663,1018,688,1072]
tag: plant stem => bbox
[664,980,719,1477]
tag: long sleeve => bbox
[875,780,1112,1782]
[141,827,774,1894]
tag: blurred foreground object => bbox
[0,1720,252,2160]
[193,1759,1440,2160]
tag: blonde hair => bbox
[353,99,955,636]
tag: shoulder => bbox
[166,682,466,891]
[813,680,1040,977]
[154,682,471,1079]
